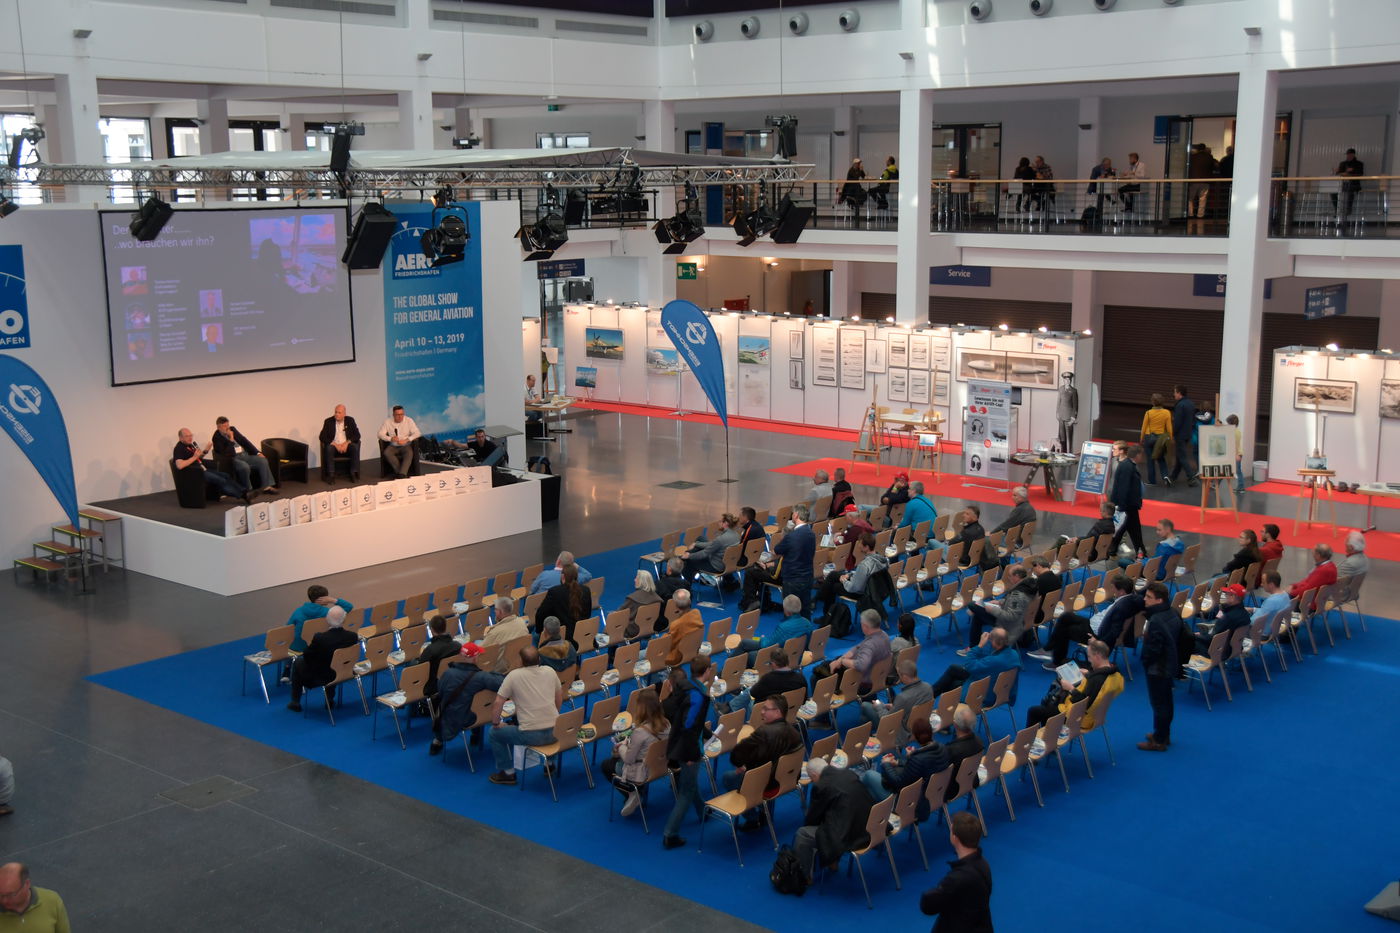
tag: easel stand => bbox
[1198,475,1239,523]
[1294,468,1337,536]
[850,389,882,474]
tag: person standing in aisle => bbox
[1169,384,1199,487]
[1109,442,1146,558]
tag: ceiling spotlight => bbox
[1243,25,1262,35]
[422,197,471,268]
[734,183,779,247]
[72,28,93,38]
[1325,342,1340,351]
[517,185,568,262]
[129,195,173,241]
[998,323,1009,331]
[0,196,18,219]
[654,183,706,255]
[1038,325,1048,332]
[898,51,914,61]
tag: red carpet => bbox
[575,400,964,452]
[1248,479,1400,512]
[772,456,1400,562]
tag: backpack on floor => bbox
[826,601,853,638]
[1080,205,1098,225]
[770,846,809,896]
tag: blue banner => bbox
[382,202,485,443]
[661,299,728,427]
[0,245,30,349]
[930,265,991,287]
[0,354,79,528]
[1304,283,1347,320]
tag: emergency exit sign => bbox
[676,262,698,280]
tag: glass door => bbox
[931,124,1001,180]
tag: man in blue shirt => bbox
[735,594,816,665]
[529,550,594,594]
[1169,384,1199,486]
[287,583,354,652]
[897,481,938,535]
[1152,519,1186,580]
[1252,571,1290,625]
[927,627,1020,704]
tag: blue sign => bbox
[383,201,485,443]
[1153,116,1172,145]
[661,299,728,427]
[1074,441,1113,497]
[538,258,585,280]
[0,355,79,528]
[1304,283,1347,320]
[0,245,30,349]
[1193,274,1227,298]
[930,265,992,287]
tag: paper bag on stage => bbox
[313,491,333,521]
[463,466,491,494]
[248,502,271,533]
[355,484,376,513]
[332,487,356,516]
[404,476,427,505]
[293,494,314,524]
[433,473,453,498]
[271,498,292,528]
[225,507,248,537]
[376,481,399,510]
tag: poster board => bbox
[1197,424,1236,478]
[812,325,839,387]
[963,380,1011,481]
[838,326,866,390]
[1074,441,1114,496]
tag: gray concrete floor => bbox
[3,409,1395,931]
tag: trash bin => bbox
[1253,460,1268,483]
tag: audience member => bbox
[377,405,421,477]
[941,704,984,801]
[791,756,876,882]
[1194,583,1251,657]
[733,595,816,667]
[1138,581,1182,752]
[930,628,1019,702]
[487,646,562,786]
[1258,523,1284,564]
[898,481,938,533]
[172,427,247,501]
[1024,638,1121,728]
[919,812,993,932]
[721,694,803,831]
[682,513,740,581]
[988,485,1035,551]
[888,612,918,654]
[661,658,715,850]
[822,609,892,695]
[945,504,997,572]
[286,605,358,712]
[735,506,766,567]
[1064,500,1116,562]
[665,590,705,667]
[536,617,578,673]
[318,403,361,483]
[1338,531,1369,577]
[1251,571,1290,624]
[962,564,1034,648]
[1152,519,1186,579]
[212,415,276,493]
[524,373,543,424]
[0,863,70,933]
[483,596,532,673]
[742,503,816,615]
[879,472,911,513]
[862,717,948,814]
[805,469,834,510]
[860,658,932,746]
[829,467,854,516]
[603,688,669,817]
[723,646,807,714]
[286,583,354,653]
[835,505,875,570]
[1220,529,1262,576]
[620,570,662,626]
[534,564,592,642]
[816,532,888,625]
[655,557,687,609]
[429,643,504,755]
[419,614,461,697]
[1118,150,1147,214]
[1288,543,1338,607]
[1041,573,1142,669]
[530,550,594,594]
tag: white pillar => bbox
[832,105,854,181]
[1076,96,1102,179]
[398,86,435,150]
[642,99,678,299]
[1378,281,1400,351]
[1220,63,1279,458]
[284,112,311,151]
[831,261,860,319]
[1070,269,1103,440]
[895,89,933,325]
[197,97,230,154]
[52,66,103,203]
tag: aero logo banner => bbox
[661,299,728,426]
[0,354,78,528]
[383,201,485,446]
[0,246,30,349]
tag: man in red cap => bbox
[428,641,505,756]
[878,472,911,525]
[1193,583,1251,659]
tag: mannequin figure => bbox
[1056,372,1078,452]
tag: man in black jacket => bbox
[1108,442,1145,557]
[920,811,994,933]
[212,416,276,493]
[1193,583,1251,658]
[1169,385,1199,486]
[792,756,875,882]
[946,505,998,572]
[1138,582,1181,752]
[172,428,247,502]
[1041,574,1142,669]
[286,606,358,712]
[1024,638,1119,727]
[660,658,714,850]
[429,643,505,755]
[418,614,461,699]
[863,718,949,820]
[318,404,361,482]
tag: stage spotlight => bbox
[0,196,18,219]
[432,186,455,209]
[735,184,779,247]
[129,195,173,241]
[516,185,569,261]
[421,205,470,268]
[653,183,705,255]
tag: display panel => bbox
[102,207,354,386]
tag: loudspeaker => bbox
[770,196,814,244]
[330,132,351,175]
[563,190,588,226]
[342,202,398,269]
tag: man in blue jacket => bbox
[287,583,355,653]
[1169,384,1199,486]
[776,503,817,615]
[897,481,938,535]
[927,627,1020,704]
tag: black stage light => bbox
[6,137,20,171]
[128,195,174,241]
[770,194,815,244]
[653,183,705,254]
[421,207,470,268]
[0,196,18,219]
[517,186,569,261]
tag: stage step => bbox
[35,540,82,558]
[13,555,67,584]
[74,509,125,572]
[53,524,102,541]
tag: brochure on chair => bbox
[1055,662,1084,686]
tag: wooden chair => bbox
[462,576,489,608]
[698,761,774,866]
[803,626,832,669]
[492,571,517,599]
[1027,709,1069,795]
[520,707,587,802]
[962,676,992,724]
[977,735,1012,824]
[608,642,641,685]
[306,644,363,726]
[577,693,621,768]
[1079,678,1124,769]
[431,583,461,613]
[1053,697,1092,789]
[402,592,431,619]
[943,752,986,836]
[569,655,608,711]
[571,616,601,656]
[462,607,490,642]
[522,592,546,620]
[760,748,806,845]
[372,661,428,750]
[979,668,1018,738]
[353,633,394,705]
[607,738,674,835]
[586,577,606,614]
[870,711,902,760]
[520,564,545,594]
[387,624,426,685]
[840,720,873,765]
[1175,543,1201,590]
[843,794,900,908]
[368,600,396,632]
[633,603,661,640]
[799,675,839,731]
[922,761,955,822]
[889,779,930,871]
[703,708,748,792]
[454,689,498,772]
[930,687,960,733]
[242,625,294,703]
[999,725,1044,811]
[1185,630,1230,711]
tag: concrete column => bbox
[52,66,103,203]
[831,260,860,319]
[832,105,854,182]
[641,99,678,296]
[1220,64,1279,460]
[1076,96,1102,179]
[196,97,230,154]
[284,113,311,151]
[1070,269,1104,438]
[895,88,933,325]
[397,85,435,150]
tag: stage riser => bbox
[109,482,541,596]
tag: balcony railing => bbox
[1268,176,1394,238]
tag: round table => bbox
[1010,451,1078,502]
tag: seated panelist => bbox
[173,428,247,502]
[318,404,361,483]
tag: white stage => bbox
[106,480,543,596]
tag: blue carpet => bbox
[89,540,1400,931]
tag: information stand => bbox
[1073,441,1113,502]
[962,380,1011,490]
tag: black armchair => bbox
[170,458,219,509]
[378,437,422,477]
[260,438,309,485]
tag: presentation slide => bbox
[101,207,355,385]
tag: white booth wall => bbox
[0,201,525,566]
[558,304,1093,451]
[1268,348,1400,485]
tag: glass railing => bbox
[1268,176,1393,238]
